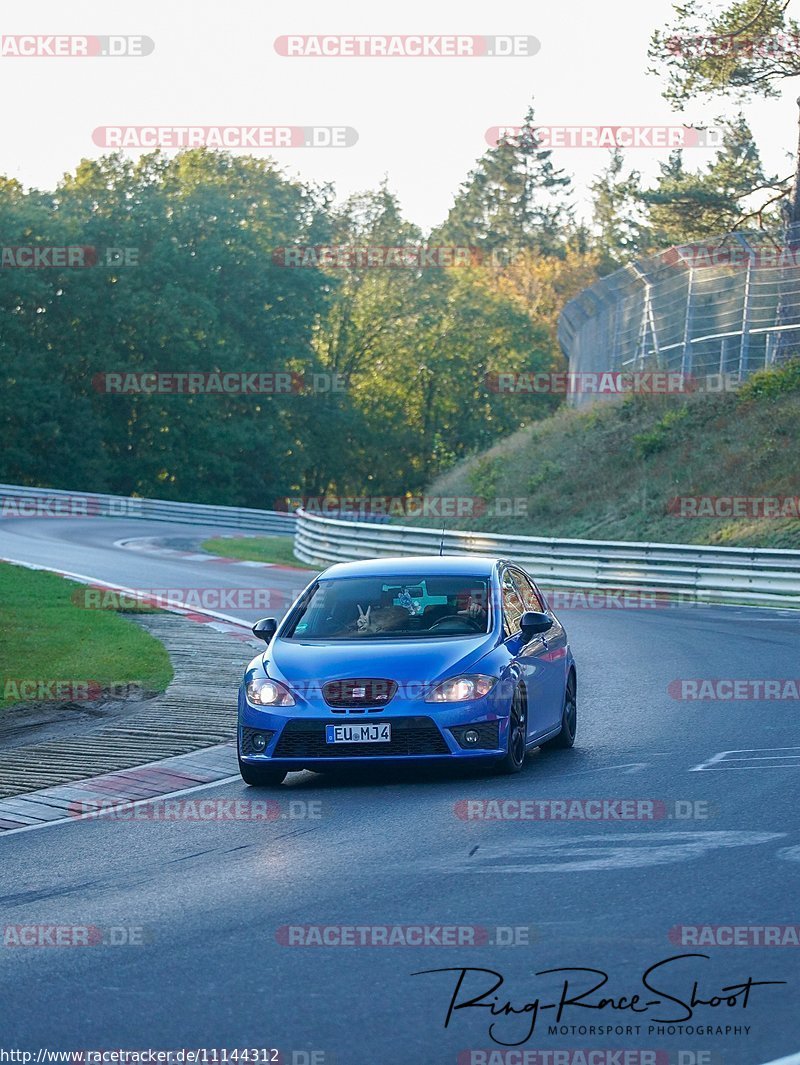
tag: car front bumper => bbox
[237,687,507,768]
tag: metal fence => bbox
[558,224,800,406]
[294,509,800,608]
[0,483,296,534]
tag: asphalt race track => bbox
[1,517,798,1064]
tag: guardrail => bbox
[3,483,797,607]
[0,483,296,534]
[294,509,800,608]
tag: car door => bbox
[507,567,565,736]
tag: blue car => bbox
[237,555,577,785]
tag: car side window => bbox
[501,568,525,637]
[511,568,545,613]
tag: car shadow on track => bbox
[274,744,589,791]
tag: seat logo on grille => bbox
[351,686,366,698]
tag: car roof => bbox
[319,555,505,580]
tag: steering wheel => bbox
[428,614,483,633]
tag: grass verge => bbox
[201,535,315,568]
[413,361,800,548]
[0,563,174,710]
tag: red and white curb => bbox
[0,743,239,835]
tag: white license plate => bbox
[325,723,391,744]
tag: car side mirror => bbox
[520,610,551,640]
[252,617,278,643]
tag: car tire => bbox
[543,670,577,750]
[238,757,287,787]
[496,685,528,774]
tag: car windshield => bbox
[283,575,491,640]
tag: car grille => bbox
[322,678,397,711]
[273,717,450,758]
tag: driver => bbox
[456,592,487,621]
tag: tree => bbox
[347,267,554,492]
[590,150,649,268]
[492,244,602,358]
[639,115,779,244]
[436,103,574,257]
[0,145,590,503]
[306,184,555,494]
[300,184,424,494]
[0,150,332,506]
[648,1,798,223]
[649,0,800,105]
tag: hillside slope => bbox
[416,362,800,548]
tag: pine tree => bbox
[640,115,777,246]
[437,103,574,257]
[590,149,648,269]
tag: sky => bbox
[2,0,798,233]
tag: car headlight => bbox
[425,674,496,703]
[245,677,295,707]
